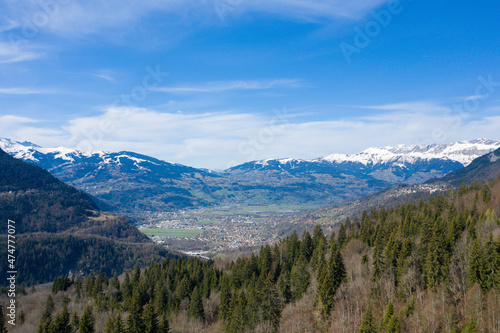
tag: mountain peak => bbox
[320,139,500,166]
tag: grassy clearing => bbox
[141,228,201,237]
[214,253,226,259]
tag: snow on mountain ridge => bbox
[321,139,500,166]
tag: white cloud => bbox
[0,87,55,95]
[0,41,42,64]
[242,0,391,21]
[154,79,303,94]
[2,101,500,169]
[0,0,391,38]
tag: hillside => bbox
[0,148,172,285]
[432,147,500,186]
[7,177,500,333]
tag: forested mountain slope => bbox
[10,176,500,332]
[0,148,173,285]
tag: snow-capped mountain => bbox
[2,137,498,221]
[319,139,500,167]
[0,137,221,219]
[227,139,500,185]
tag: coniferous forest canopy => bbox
[3,177,500,332]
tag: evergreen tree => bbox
[463,317,478,333]
[359,307,376,333]
[75,277,82,299]
[468,238,486,288]
[300,231,314,261]
[188,286,205,320]
[37,295,55,333]
[288,231,300,263]
[176,276,191,301]
[260,277,282,332]
[220,275,232,322]
[143,301,159,333]
[290,254,310,300]
[51,305,71,333]
[126,298,144,333]
[104,314,115,333]
[78,305,95,333]
[277,269,292,303]
[159,312,170,333]
[381,301,394,331]
[338,223,347,248]
[386,315,400,333]
[227,291,247,333]
[70,312,79,332]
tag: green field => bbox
[141,228,201,237]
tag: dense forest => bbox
[4,177,499,332]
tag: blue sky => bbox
[0,0,499,169]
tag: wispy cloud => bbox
[359,102,450,113]
[243,0,391,20]
[0,87,56,95]
[2,101,499,169]
[0,115,39,124]
[154,79,303,94]
[0,0,391,39]
[0,41,42,64]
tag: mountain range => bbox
[297,145,500,225]
[1,138,499,221]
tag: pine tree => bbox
[220,275,232,322]
[70,312,79,332]
[176,276,191,301]
[381,301,394,331]
[159,312,170,333]
[277,269,292,303]
[300,231,314,261]
[260,277,282,332]
[227,291,247,333]
[359,307,376,333]
[312,224,326,249]
[78,305,95,333]
[126,298,144,333]
[51,305,71,333]
[386,315,400,333]
[425,231,444,289]
[113,313,125,333]
[288,231,300,263]
[338,223,347,248]
[104,314,115,333]
[37,295,55,333]
[75,277,82,299]
[316,247,346,317]
[290,254,310,300]
[468,238,486,288]
[463,317,478,333]
[188,286,205,320]
[143,301,159,333]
